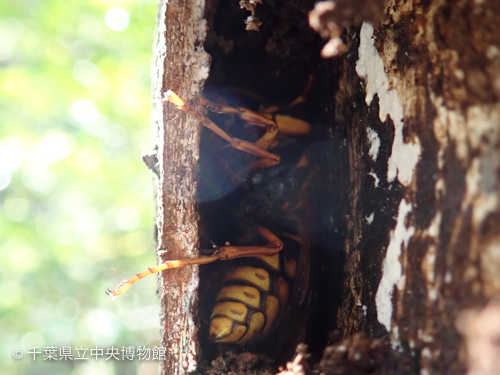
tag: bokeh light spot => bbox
[71,99,99,125]
[75,209,103,238]
[105,7,130,32]
[0,138,22,173]
[83,308,120,346]
[34,133,76,167]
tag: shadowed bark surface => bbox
[335,1,500,374]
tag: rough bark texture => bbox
[150,0,209,374]
[335,0,500,374]
[148,0,500,373]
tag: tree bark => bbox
[150,0,209,374]
[335,0,500,374]
[149,0,500,373]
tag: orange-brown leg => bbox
[163,91,280,167]
[107,226,283,299]
[217,226,283,260]
[106,255,220,299]
[190,94,311,169]
[194,93,311,139]
[193,95,280,152]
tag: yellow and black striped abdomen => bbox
[208,251,298,343]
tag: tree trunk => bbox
[335,1,500,374]
[150,0,209,374]
[150,0,500,373]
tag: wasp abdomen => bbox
[209,254,292,343]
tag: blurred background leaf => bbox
[0,0,160,374]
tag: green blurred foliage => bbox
[0,0,160,374]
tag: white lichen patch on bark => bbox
[356,22,421,187]
[368,171,380,187]
[366,126,380,161]
[375,199,414,338]
[356,22,422,346]
[365,212,375,224]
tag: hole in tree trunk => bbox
[195,0,349,371]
